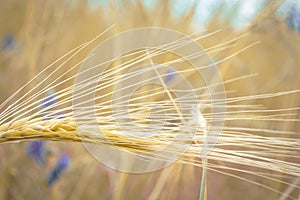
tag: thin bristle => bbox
[0,1,300,199]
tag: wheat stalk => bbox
[0,19,300,200]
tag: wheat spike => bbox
[0,14,300,200]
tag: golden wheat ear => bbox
[0,25,300,199]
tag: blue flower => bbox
[47,154,70,186]
[41,90,57,110]
[27,141,46,165]
[2,33,15,50]
[286,5,300,32]
[164,67,177,84]
[40,90,63,120]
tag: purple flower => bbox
[47,154,70,186]
[164,67,177,84]
[27,141,46,165]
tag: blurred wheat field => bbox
[0,0,300,200]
